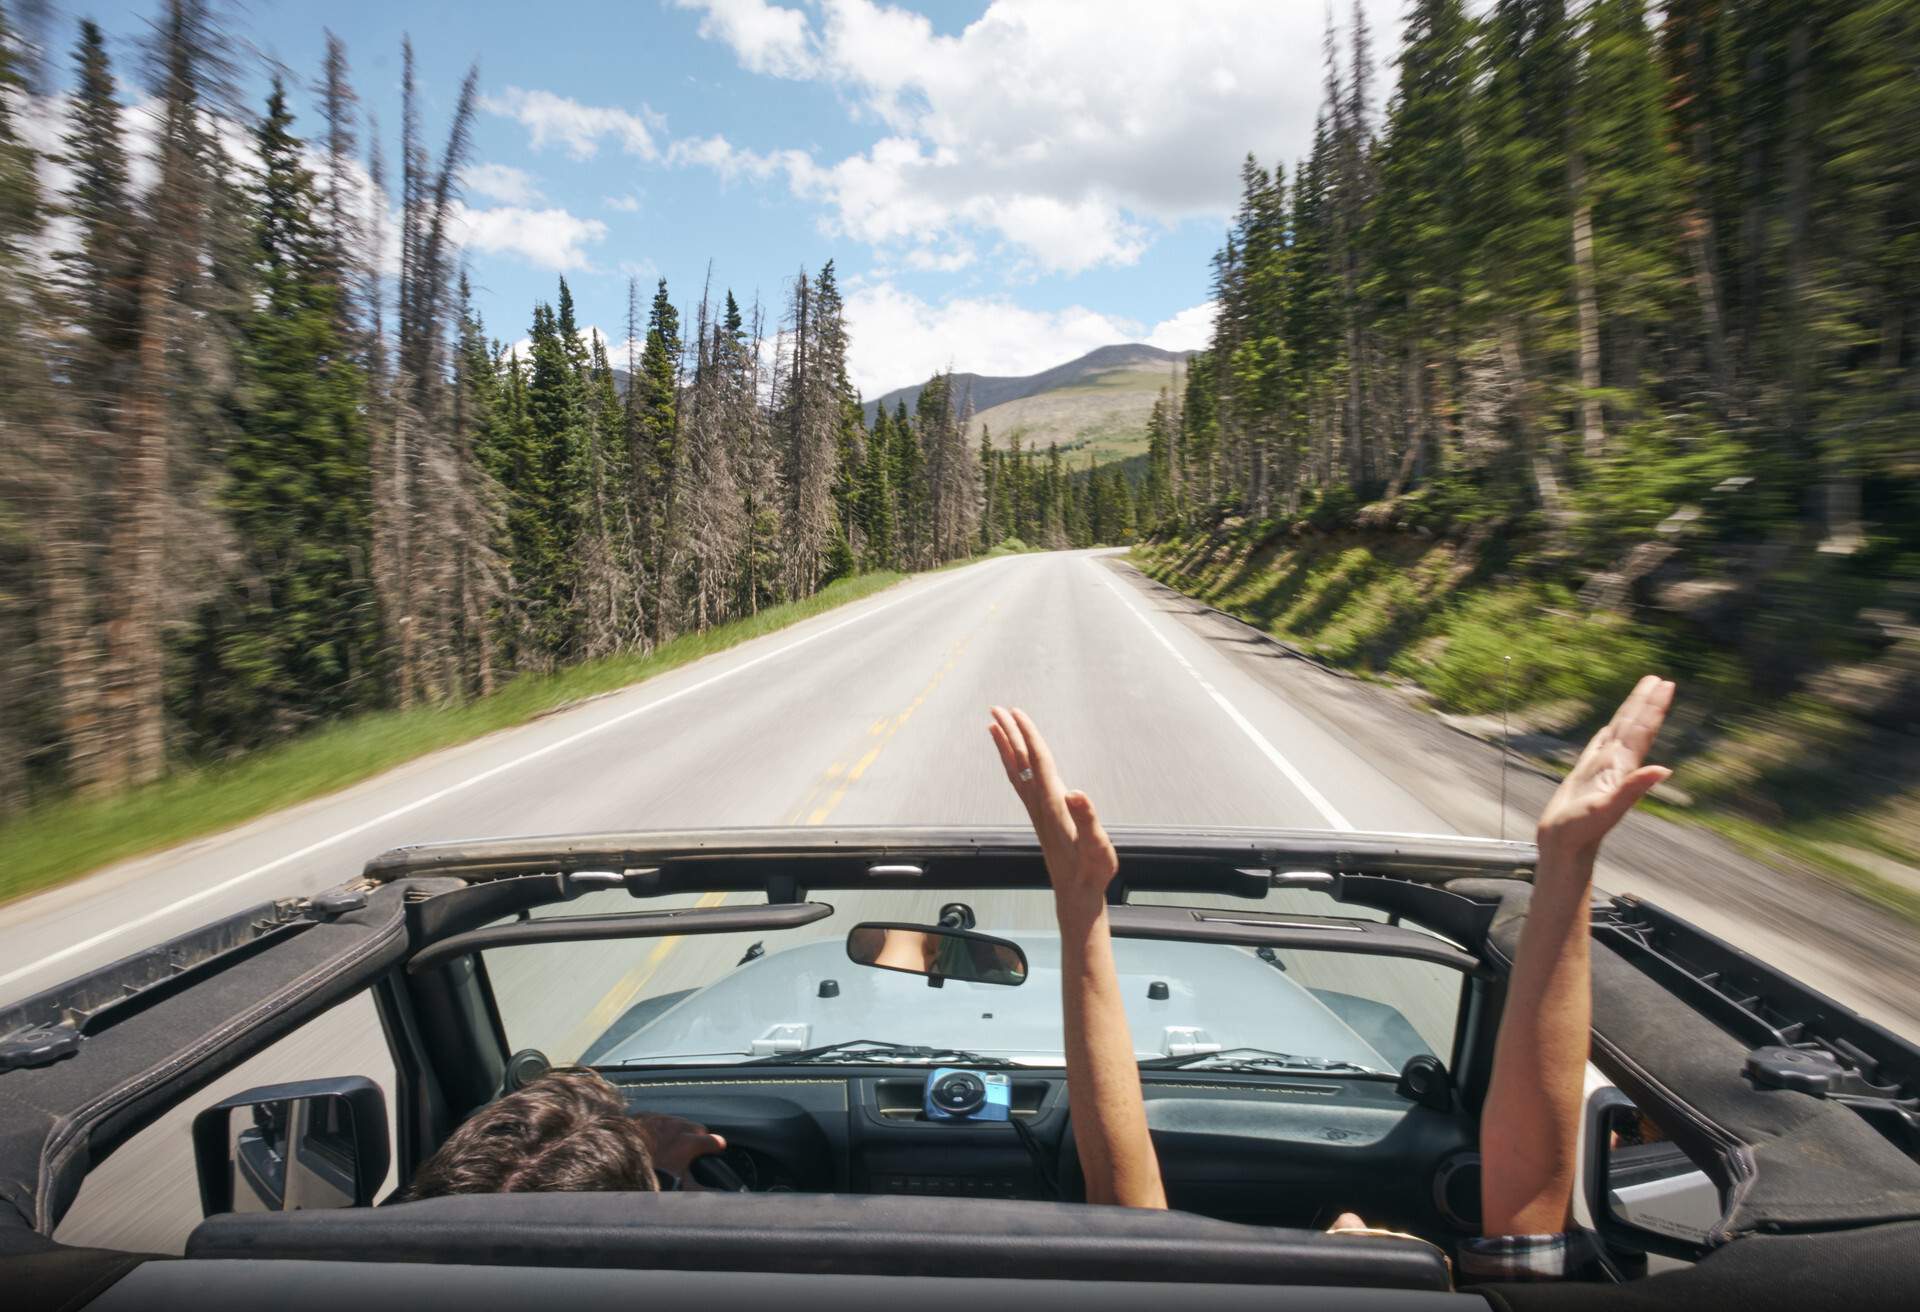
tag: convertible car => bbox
[2,828,1916,1311]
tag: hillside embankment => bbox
[1134,517,1920,925]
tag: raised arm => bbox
[989,706,1167,1210]
[1480,675,1675,1238]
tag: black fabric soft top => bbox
[1477,1219,1920,1312]
[0,880,443,1235]
[185,1189,1457,1290]
[1481,883,1920,1240]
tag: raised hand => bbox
[986,704,1164,1209]
[988,706,1117,911]
[1479,675,1676,1240]
[1537,675,1675,864]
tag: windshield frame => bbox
[476,908,1472,1076]
[404,827,1510,1089]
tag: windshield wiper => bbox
[1138,1046,1391,1077]
[739,1038,1022,1068]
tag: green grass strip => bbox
[1642,801,1920,928]
[1137,539,1920,929]
[0,570,909,908]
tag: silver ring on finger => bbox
[1018,768,1034,782]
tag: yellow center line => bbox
[803,625,979,827]
[566,889,730,1058]
[578,600,997,1057]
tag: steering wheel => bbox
[688,1152,752,1191]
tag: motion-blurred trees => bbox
[0,2,1047,821]
[182,80,377,749]
[1167,0,1918,574]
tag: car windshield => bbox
[482,886,1460,1070]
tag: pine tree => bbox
[186,79,376,750]
[454,279,509,692]
[860,407,895,568]
[1004,429,1027,541]
[677,284,746,626]
[890,400,924,567]
[31,16,137,794]
[575,329,630,655]
[1043,442,1067,547]
[314,32,361,331]
[1371,0,1476,487]
[732,292,783,615]
[816,263,864,559]
[633,278,680,640]
[0,0,66,807]
[780,263,854,593]
[58,20,140,430]
[524,295,589,658]
[978,425,998,549]
[103,0,245,780]
[383,39,482,705]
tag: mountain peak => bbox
[863,342,1191,425]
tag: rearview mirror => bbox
[193,1077,389,1216]
[847,922,1028,987]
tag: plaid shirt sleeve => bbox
[1458,1231,1573,1282]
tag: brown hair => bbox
[403,1067,658,1200]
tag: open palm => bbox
[1538,675,1675,858]
[987,706,1117,909]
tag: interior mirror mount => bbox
[192,1076,389,1216]
[846,922,1028,988]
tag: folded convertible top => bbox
[186,1189,1456,1290]
[1484,883,1920,1240]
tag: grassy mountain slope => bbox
[967,354,1181,463]
[862,343,1188,441]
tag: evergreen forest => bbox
[0,1,1139,818]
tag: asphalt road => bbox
[11,549,1910,1253]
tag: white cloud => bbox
[604,193,642,212]
[900,242,975,274]
[481,87,662,161]
[665,133,796,181]
[672,0,1403,274]
[988,193,1148,275]
[1145,300,1217,353]
[451,204,608,272]
[844,282,1203,399]
[461,162,543,206]
[668,0,816,78]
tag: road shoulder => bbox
[1101,557,1920,1038]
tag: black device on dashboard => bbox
[925,1067,1012,1121]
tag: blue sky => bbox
[53,0,1399,397]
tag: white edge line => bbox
[0,560,1006,993]
[1092,563,1355,832]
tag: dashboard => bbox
[610,1065,1477,1235]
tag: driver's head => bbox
[403,1067,658,1200]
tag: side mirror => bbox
[1583,1088,1719,1261]
[193,1076,389,1216]
[847,922,1028,987]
